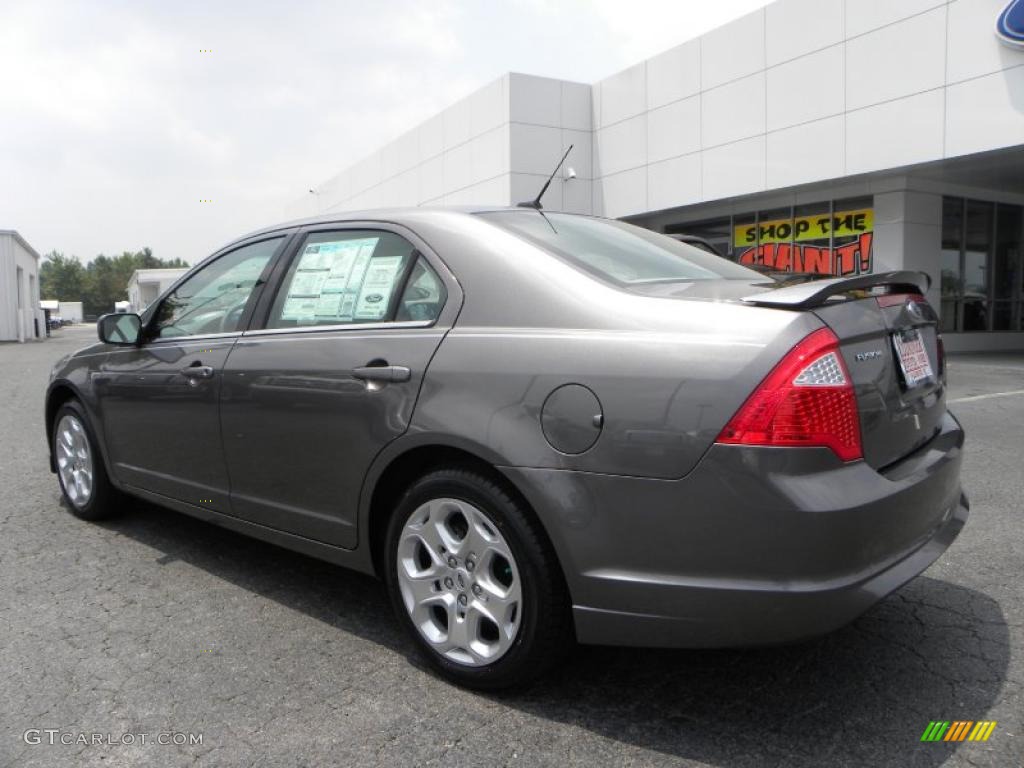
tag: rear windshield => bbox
[477,211,762,285]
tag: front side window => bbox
[267,230,418,328]
[152,237,281,339]
[477,211,762,285]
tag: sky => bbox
[0,0,770,265]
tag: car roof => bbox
[224,206,600,252]
[235,206,503,241]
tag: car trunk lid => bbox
[743,271,945,469]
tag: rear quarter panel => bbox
[403,212,823,478]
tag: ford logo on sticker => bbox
[996,0,1024,48]
[365,294,383,303]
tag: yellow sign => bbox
[733,208,874,247]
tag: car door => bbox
[97,234,292,510]
[219,224,460,548]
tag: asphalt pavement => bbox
[0,324,1021,768]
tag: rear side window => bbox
[396,257,446,322]
[478,211,762,285]
[267,230,417,328]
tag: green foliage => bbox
[39,248,188,317]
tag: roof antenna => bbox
[517,144,573,210]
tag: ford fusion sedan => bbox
[45,208,968,689]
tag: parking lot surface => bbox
[1,325,1021,768]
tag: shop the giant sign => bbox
[734,208,874,276]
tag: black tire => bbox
[384,467,572,690]
[52,400,123,521]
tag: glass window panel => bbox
[395,257,447,322]
[732,214,757,261]
[479,211,761,283]
[756,207,793,245]
[941,197,963,309]
[834,195,873,213]
[154,238,281,339]
[963,199,992,310]
[941,248,962,298]
[991,301,1018,331]
[793,201,831,225]
[965,200,994,252]
[939,300,959,332]
[941,197,963,250]
[755,207,794,272]
[667,217,732,258]
[994,203,1023,300]
[792,202,833,275]
[267,230,416,328]
[962,298,989,332]
[964,249,988,298]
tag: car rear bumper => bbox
[501,412,967,648]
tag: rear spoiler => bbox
[742,270,930,309]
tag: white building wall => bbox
[592,0,1024,219]
[0,232,44,342]
[291,73,593,218]
[292,75,514,216]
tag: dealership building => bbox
[292,0,1024,351]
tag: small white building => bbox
[126,268,187,313]
[0,230,45,342]
[58,301,83,323]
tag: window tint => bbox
[268,230,416,328]
[153,238,281,339]
[478,211,761,285]
[396,257,446,322]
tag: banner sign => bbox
[734,208,874,276]
[738,234,873,276]
[733,208,873,247]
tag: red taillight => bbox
[716,327,863,462]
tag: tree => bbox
[39,248,189,317]
[39,252,87,302]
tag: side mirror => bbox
[97,313,142,345]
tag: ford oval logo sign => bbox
[996,0,1024,48]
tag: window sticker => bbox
[281,237,380,323]
[288,270,328,297]
[280,297,318,323]
[354,255,404,320]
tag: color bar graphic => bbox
[921,720,997,742]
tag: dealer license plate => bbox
[892,328,934,388]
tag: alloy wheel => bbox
[396,497,522,666]
[55,414,94,509]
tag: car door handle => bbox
[180,365,215,379]
[352,365,411,383]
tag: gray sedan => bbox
[45,208,967,689]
